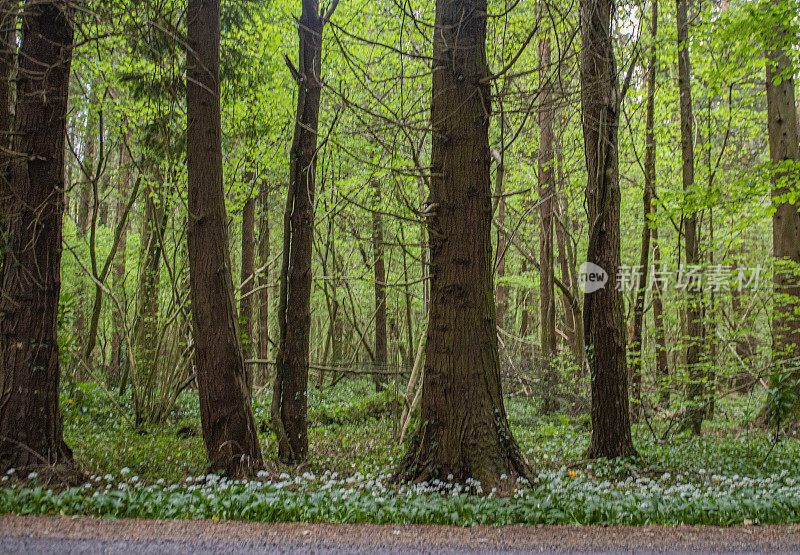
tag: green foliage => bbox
[2,380,798,525]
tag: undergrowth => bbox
[1,379,798,525]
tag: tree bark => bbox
[629,0,658,421]
[257,179,270,382]
[394,0,530,489]
[272,0,331,464]
[538,30,558,413]
[187,0,262,476]
[0,0,15,277]
[676,0,703,435]
[372,179,387,392]
[0,0,74,470]
[580,0,636,458]
[765,1,800,414]
[240,192,256,393]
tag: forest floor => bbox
[1,515,800,553]
[1,378,800,526]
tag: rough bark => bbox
[187,0,262,476]
[580,0,636,458]
[765,4,800,413]
[0,0,74,470]
[272,0,330,464]
[0,0,15,276]
[676,0,703,435]
[372,179,387,392]
[394,0,531,489]
[539,31,558,413]
[240,193,256,393]
[629,0,658,421]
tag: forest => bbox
[0,0,799,528]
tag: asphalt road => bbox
[1,515,799,553]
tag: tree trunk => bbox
[629,0,658,422]
[187,0,262,476]
[0,0,15,277]
[394,0,531,489]
[110,135,131,388]
[652,220,670,406]
[240,193,256,393]
[129,176,166,410]
[494,161,507,331]
[0,0,74,470]
[257,179,270,383]
[539,30,558,413]
[372,179,387,392]
[580,0,636,458]
[765,1,800,415]
[73,107,95,355]
[272,0,331,464]
[676,0,703,435]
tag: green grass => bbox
[1,379,799,525]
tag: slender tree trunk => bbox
[676,0,703,435]
[129,177,166,411]
[652,220,670,406]
[257,179,270,383]
[74,108,95,356]
[494,161,507,330]
[187,0,262,476]
[272,0,332,464]
[110,135,131,388]
[629,0,658,422]
[0,0,74,470]
[539,30,558,413]
[394,0,530,489]
[765,1,800,416]
[372,179,387,391]
[581,0,636,458]
[240,192,256,393]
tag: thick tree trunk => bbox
[629,0,658,421]
[676,0,703,435]
[0,0,74,470]
[240,193,256,393]
[187,0,262,476]
[372,179,387,392]
[580,0,636,458]
[765,3,800,414]
[272,0,330,464]
[538,31,558,413]
[394,0,530,489]
[0,0,15,276]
